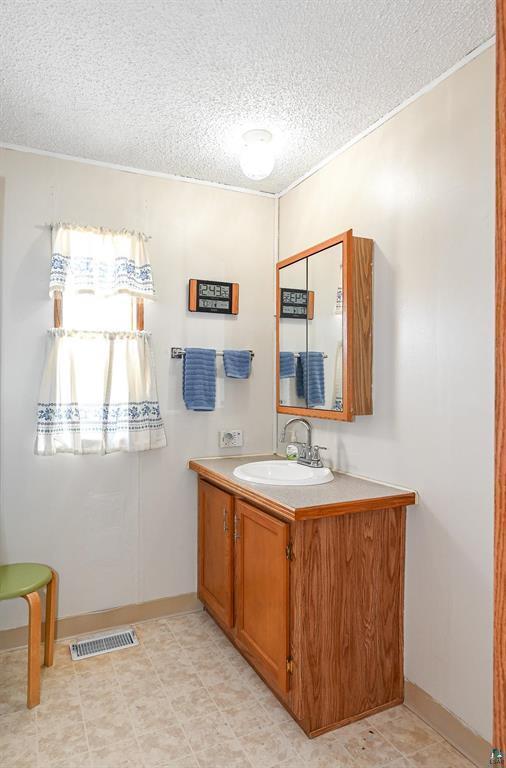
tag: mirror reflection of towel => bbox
[296,352,325,407]
[279,352,296,378]
[296,356,305,398]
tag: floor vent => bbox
[70,627,138,661]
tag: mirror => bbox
[278,258,308,409]
[276,230,373,421]
[307,243,344,411]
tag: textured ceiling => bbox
[0,0,495,194]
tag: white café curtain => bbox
[36,330,166,455]
[36,223,166,456]
[49,223,155,298]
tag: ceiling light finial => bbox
[240,129,274,181]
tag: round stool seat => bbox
[0,563,52,600]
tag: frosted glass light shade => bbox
[240,129,274,181]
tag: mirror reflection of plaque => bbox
[279,288,314,320]
[188,279,239,314]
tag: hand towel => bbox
[279,351,296,378]
[297,351,325,407]
[183,348,216,411]
[223,350,252,379]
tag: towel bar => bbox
[171,347,255,359]
[294,352,328,359]
[171,348,327,359]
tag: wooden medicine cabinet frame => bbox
[276,229,373,422]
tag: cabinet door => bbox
[235,500,290,693]
[198,480,234,629]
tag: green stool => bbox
[0,564,58,708]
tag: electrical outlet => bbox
[219,429,243,448]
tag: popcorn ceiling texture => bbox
[0,0,494,193]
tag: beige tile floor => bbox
[0,610,475,768]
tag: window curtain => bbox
[35,330,166,455]
[50,223,154,298]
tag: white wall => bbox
[277,49,495,740]
[0,151,275,630]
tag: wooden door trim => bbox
[496,1,506,750]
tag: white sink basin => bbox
[233,460,333,486]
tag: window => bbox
[35,224,165,456]
[53,291,144,332]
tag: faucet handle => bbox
[310,445,327,464]
[298,443,309,459]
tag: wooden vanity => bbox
[189,455,417,738]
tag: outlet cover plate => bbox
[219,430,243,448]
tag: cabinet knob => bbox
[223,509,229,534]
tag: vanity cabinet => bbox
[193,464,416,738]
[198,483,290,692]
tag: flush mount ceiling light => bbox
[239,129,275,181]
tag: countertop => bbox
[188,454,417,521]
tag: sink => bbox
[233,460,333,486]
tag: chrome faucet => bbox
[280,417,312,447]
[280,418,327,468]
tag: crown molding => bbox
[0,142,276,198]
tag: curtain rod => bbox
[48,222,151,240]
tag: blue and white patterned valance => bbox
[50,223,155,298]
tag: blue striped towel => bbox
[279,352,296,378]
[223,350,252,379]
[183,348,216,411]
[296,352,325,407]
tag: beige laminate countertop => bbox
[189,454,417,521]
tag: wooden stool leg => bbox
[44,571,57,667]
[23,591,41,708]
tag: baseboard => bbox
[0,592,201,651]
[404,679,491,767]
